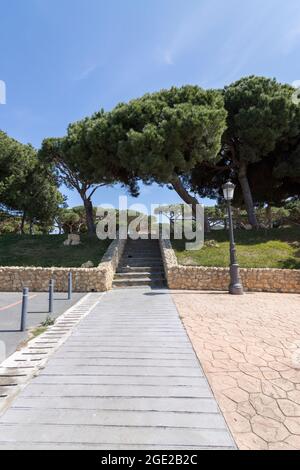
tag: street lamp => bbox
[222,181,244,296]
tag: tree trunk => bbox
[29,220,34,235]
[83,197,95,235]
[236,207,241,228]
[171,177,210,232]
[266,204,272,229]
[20,211,26,234]
[238,162,259,229]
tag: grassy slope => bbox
[0,234,111,268]
[172,227,300,270]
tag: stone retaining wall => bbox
[0,238,127,292]
[159,238,300,293]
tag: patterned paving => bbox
[173,291,300,450]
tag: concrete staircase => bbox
[113,239,166,288]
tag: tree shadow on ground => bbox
[144,291,257,296]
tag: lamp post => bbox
[159,210,162,238]
[222,181,244,296]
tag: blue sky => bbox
[0,0,300,212]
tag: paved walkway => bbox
[0,288,235,450]
[173,291,300,450]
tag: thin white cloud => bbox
[74,64,98,81]
[157,0,231,66]
[283,26,300,53]
[156,0,300,84]
[163,50,174,66]
[218,1,283,71]
[0,80,6,105]
[156,48,174,66]
[200,0,300,87]
[267,0,300,55]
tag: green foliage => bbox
[0,130,36,205]
[154,204,192,220]
[40,116,140,234]
[58,206,97,234]
[40,114,140,197]
[205,205,227,220]
[284,199,300,224]
[0,130,35,198]
[2,77,299,235]
[0,131,63,229]
[104,86,227,184]
[0,212,20,234]
[224,76,296,163]
[60,209,81,234]
[189,76,300,212]
[20,160,64,227]
[255,206,289,227]
[41,316,55,327]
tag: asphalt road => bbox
[0,292,85,361]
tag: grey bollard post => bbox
[20,288,29,332]
[49,279,54,314]
[68,272,72,300]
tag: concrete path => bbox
[0,288,235,450]
[0,292,84,359]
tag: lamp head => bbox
[222,181,236,201]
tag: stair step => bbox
[121,259,163,263]
[114,276,165,282]
[118,264,164,272]
[113,279,166,288]
[125,246,160,249]
[124,247,161,251]
[123,257,161,260]
[117,266,165,273]
[122,259,162,263]
[123,253,161,257]
[115,272,165,280]
[125,248,160,252]
[126,239,159,241]
[113,239,165,289]
[123,254,161,258]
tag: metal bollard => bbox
[20,288,29,332]
[68,272,72,300]
[49,279,54,314]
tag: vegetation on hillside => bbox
[0,234,110,268]
[172,227,300,270]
